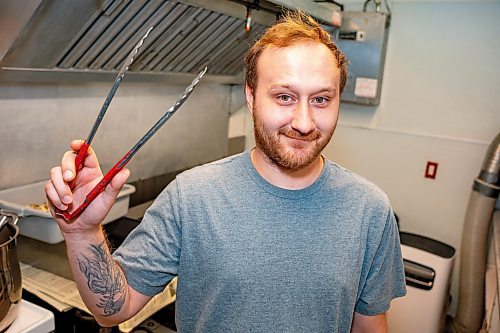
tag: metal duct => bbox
[0,0,338,84]
[0,0,274,83]
[451,132,500,333]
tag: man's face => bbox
[246,41,341,171]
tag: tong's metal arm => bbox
[55,67,208,222]
[71,27,154,188]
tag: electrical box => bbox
[334,12,390,105]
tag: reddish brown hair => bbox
[244,10,347,95]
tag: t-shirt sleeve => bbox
[113,180,182,297]
[355,209,407,315]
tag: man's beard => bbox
[252,106,335,171]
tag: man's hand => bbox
[351,312,387,333]
[44,140,152,325]
[45,139,130,237]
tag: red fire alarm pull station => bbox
[425,161,439,179]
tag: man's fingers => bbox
[45,179,68,210]
[112,168,131,190]
[69,139,86,151]
[69,140,99,169]
[49,166,73,206]
[61,151,77,182]
[102,168,131,204]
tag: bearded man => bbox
[46,10,406,333]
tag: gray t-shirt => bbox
[113,150,406,332]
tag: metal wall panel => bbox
[334,12,389,105]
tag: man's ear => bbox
[245,84,255,115]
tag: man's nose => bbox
[291,101,315,134]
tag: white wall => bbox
[229,0,500,315]
[330,1,500,315]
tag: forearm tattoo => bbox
[77,241,126,316]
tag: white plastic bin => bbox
[0,180,135,244]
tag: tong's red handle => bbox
[54,154,128,221]
[68,142,90,189]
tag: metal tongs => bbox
[70,27,154,182]
[54,28,207,221]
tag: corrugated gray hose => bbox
[451,132,500,333]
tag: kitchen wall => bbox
[0,80,231,190]
[229,0,500,315]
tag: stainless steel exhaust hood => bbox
[0,0,281,84]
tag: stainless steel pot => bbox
[0,210,22,332]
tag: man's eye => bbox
[278,95,292,102]
[313,96,328,104]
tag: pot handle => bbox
[0,210,19,226]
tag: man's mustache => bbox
[279,128,321,141]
